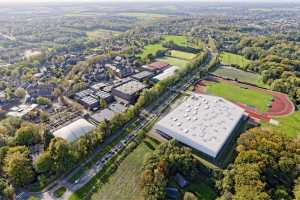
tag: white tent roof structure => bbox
[153,66,180,81]
[155,93,245,158]
[53,118,96,142]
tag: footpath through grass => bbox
[207,82,272,112]
[90,138,158,200]
[220,52,251,68]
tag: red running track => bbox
[193,78,295,122]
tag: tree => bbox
[293,177,300,200]
[15,124,41,146]
[36,96,51,106]
[0,178,15,199]
[40,111,49,123]
[34,151,52,174]
[14,88,26,98]
[99,98,107,109]
[183,192,198,200]
[4,150,34,186]
[48,138,75,173]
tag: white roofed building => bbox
[155,93,246,160]
[53,118,96,142]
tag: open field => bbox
[156,56,190,67]
[91,138,158,200]
[220,52,251,68]
[118,12,168,19]
[170,50,196,60]
[206,82,273,112]
[138,44,167,59]
[211,66,267,88]
[86,29,122,40]
[271,111,300,137]
[162,35,188,47]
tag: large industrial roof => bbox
[113,80,147,95]
[155,93,245,158]
[53,118,96,142]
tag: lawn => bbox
[138,44,167,59]
[90,138,158,200]
[220,52,251,68]
[212,66,268,88]
[170,50,196,60]
[162,35,188,47]
[206,82,273,112]
[87,29,121,40]
[270,111,300,138]
[156,56,190,67]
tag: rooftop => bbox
[155,93,245,158]
[153,66,180,81]
[75,89,94,99]
[142,61,170,71]
[7,104,38,118]
[90,82,109,91]
[81,96,98,105]
[113,80,147,95]
[53,118,96,142]
[93,91,112,99]
[131,71,153,80]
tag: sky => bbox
[0,0,300,2]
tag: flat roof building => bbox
[90,82,109,91]
[131,71,154,81]
[80,96,99,111]
[53,118,96,142]
[142,61,170,72]
[111,80,147,104]
[92,91,114,103]
[74,89,94,100]
[155,93,245,159]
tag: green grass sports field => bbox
[211,66,268,88]
[207,82,272,112]
[170,50,196,60]
[220,52,251,68]
[157,56,190,67]
[138,44,167,59]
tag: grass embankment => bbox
[91,138,158,200]
[264,111,300,138]
[207,82,272,112]
[220,52,251,68]
[211,66,267,88]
